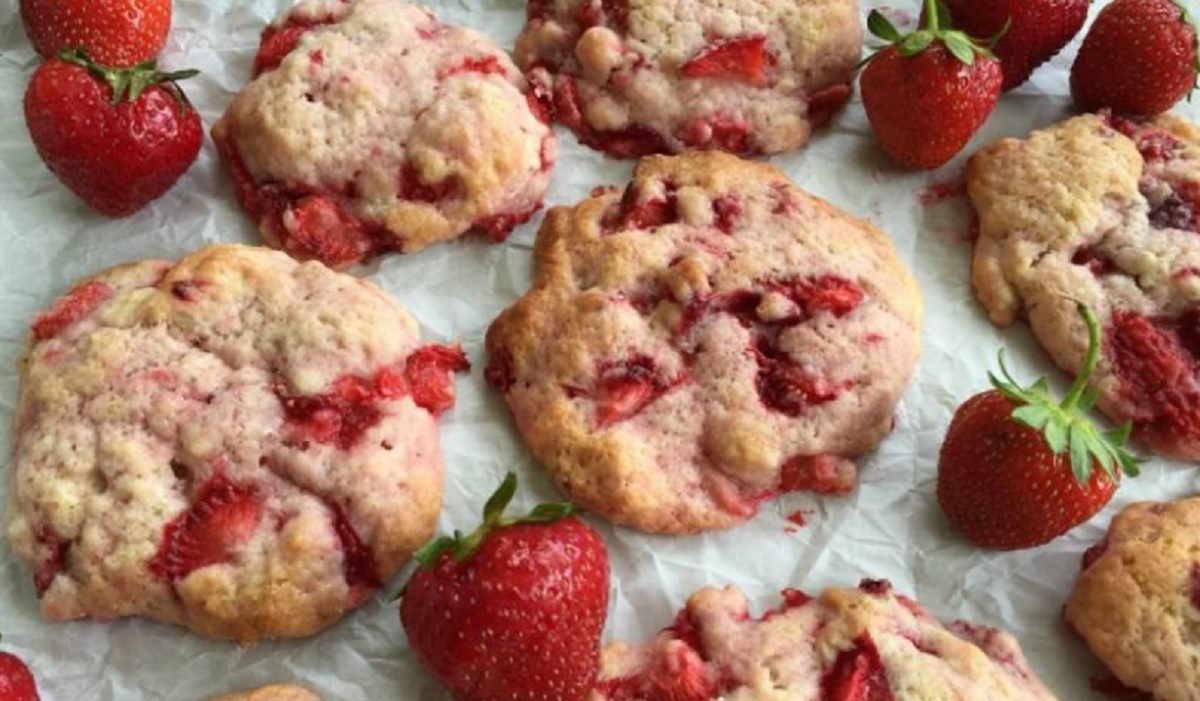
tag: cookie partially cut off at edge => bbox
[1066,498,1200,701]
[207,685,320,701]
[212,0,556,269]
[485,151,922,534]
[968,112,1200,460]
[515,0,861,157]
[592,579,1059,700]
[5,244,468,642]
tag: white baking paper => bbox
[2,0,1198,698]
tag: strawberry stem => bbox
[59,48,200,108]
[413,473,577,567]
[1059,303,1102,414]
[987,304,1141,485]
[924,0,940,32]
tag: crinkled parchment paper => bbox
[2,1,1198,698]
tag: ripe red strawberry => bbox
[20,0,170,67]
[860,1,1003,170]
[400,473,609,701]
[932,0,1089,90]
[0,645,41,701]
[24,49,203,217]
[680,36,770,87]
[937,305,1141,550]
[1071,0,1200,115]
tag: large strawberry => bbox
[860,0,1003,170]
[24,49,203,217]
[0,642,40,701]
[21,0,170,68]
[1071,0,1199,115]
[932,0,1088,91]
[400,473,609,701]
[937,305,1141,550]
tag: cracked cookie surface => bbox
[212,0,556,269]
[593,579,1059,700]
[1065,498,1200,701]
[515,0,860,157]
[5,245,466,641]
[484,151,922,534]
[968,112,1200,460]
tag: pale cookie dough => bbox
[515,0,861,157]
[212,0,557,269]
[1066,498,1200,701]
[968,112,1200,460]
[5,245,468,642]
[593,579,1059,700]
[485,151,922,534]
[207,685,320,701]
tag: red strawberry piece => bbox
[1107,308,1200,442]
[30,280,112,342]
[680,36,770,87]
[405,344,471,417]
[400,473,610,701]
[711,195,742,233]
[32,527,69,597]
[860,4,1002,169]
[24,50,203,217]
[20,0,169,67]
[568,355,685,428]
[330,504,381,596]
[821,634,896,701]
[604,182,679,231]
[278,375,386,449]
[0,646,41,701]
[1071,0,1199,115]
[473,201,544,243]
[931,0,1088,91]
[937,304,1141,550]
[754,340,849,417]
[149,472,264,581]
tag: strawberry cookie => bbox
[484,152,922,534]
[1065,498,1200,701]
[593,579,1059,700]
[514,0,860,157]
[968,112,1200,460]
[212,0,556,269]
[5,245,467,642]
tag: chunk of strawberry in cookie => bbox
[405,345,471,416]
[149,472,263,581]
[253,11,343,76]
[33,527,70,597]
[680,36,770,87]
[31,280,112,342]
[754,340,851,417]
[1107,309,1200,451]
[566,355,687,428]
[821,634,897,701]
[330,503,381,598]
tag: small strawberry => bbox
[931,0,1089,91]
[24,49,203,217]
[400,473,609,701]
[860,0,1003,170]
[20,0,171,68]
[937,304,1141,550]
[1071,0,1199,115]
[0,640,41,701]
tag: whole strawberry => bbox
[21,0,170,67]
[400,473,610,701]
[24,49,203,217]
[860,1,1003,170]
[932,0,1088,90]
[1071,0,1199,115]
[937,305,1141,550]
[0,644,41,701]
